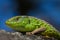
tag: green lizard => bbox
[5,16,60,40]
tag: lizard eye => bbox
[16,17,20,21]
[13,17,21,21]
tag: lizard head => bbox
[5,16,31,31]
[5,16,21,27]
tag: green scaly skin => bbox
[5,16,60,40]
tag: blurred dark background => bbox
[0,0,60,32]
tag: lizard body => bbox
[5,16,60,40]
